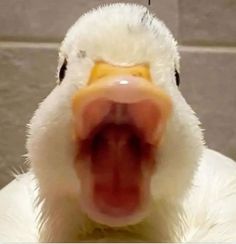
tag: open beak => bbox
[71,62,172,226]
[72,62,172,144]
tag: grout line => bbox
[179,45,236,54]
[0,41,60,49]
[0,41,236,54]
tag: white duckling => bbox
[0,3,236,242]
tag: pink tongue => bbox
[91,124,143,216]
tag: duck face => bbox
[27,4,203,228]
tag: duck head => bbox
[27,3,203,242]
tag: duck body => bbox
[0,3,236,242]
[1,148,236,242]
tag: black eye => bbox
[59,59,67,83]
[175,69,180,86]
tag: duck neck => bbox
[37,189,184,242]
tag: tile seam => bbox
[1,41,236,54]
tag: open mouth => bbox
[72,75,172,226]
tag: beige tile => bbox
[0,45,57,188]
[179,0,236,46]
[0,0,178,42]
[180,47,236,160]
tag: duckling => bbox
[0,3,236,242]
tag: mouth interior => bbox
[77,99,158,217]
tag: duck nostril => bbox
[132,72,143,78]
[96,74,106,80]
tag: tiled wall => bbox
[0,0,235,188]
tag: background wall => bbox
[0,0,235,188]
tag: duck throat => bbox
[91,123,148,216]
[76,122,155,226]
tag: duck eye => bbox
[175,69,180,86]
[59,59,67,83]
